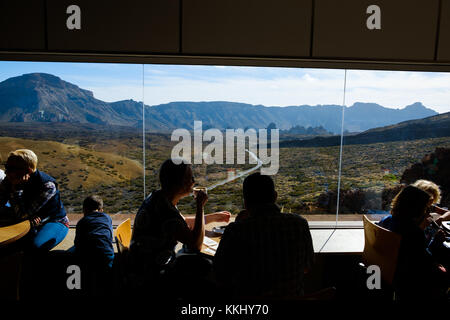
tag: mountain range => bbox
[279,111,450,148]
[0,73,440,134]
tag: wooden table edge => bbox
[0,220,31,247]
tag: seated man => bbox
[129,159,230,296]
[213,172,314,299]
[0,149,69,251]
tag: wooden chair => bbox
[113,218,132,292]
[362,215,401,286]
[115,218,131,254]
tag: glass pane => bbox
[0,61,144,217]
[142,65,345,223]
[340,70,450,222]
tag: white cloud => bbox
[142,69,348,107]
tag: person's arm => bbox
[173,191,207,251]
[205,211,231,224]
[185,211,231,229]
[434,205,450,224]
[10,181,57,225]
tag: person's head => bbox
[83,195,103,215]
[159,158,194,198]
[5,149,38,186]
[391,185,432,228]
[243,172,277,211]
[411,179,441,205]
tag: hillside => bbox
[280,112,450,148]
[0,137,143,190]
[0,73,439,133]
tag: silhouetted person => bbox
[128,158,229,298]
[378,185,449,300]
[71,195,114,296]
[412,179,450,271]
[214,172,314,299]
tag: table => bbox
[443,221,450,232]
[200,228,365,256]
[201,230,222,256]
[0,220,31,247]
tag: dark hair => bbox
[243,172,276,208]
[83,195,103,213]
[159,158,190,191]
[391,185,431,223]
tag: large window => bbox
[1,61,449,224]
[340,70,450,223]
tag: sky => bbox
[1,61,450,113]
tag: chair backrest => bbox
[362,215,402,285]
[115,218,131,254]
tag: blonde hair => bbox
[411,179,441,204]
[7,149,38,172]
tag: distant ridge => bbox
[0,73,439,133]
[279,112,450,148]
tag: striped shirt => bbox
[214,204,314,298]
[0,180,69,227]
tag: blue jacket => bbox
[23,170,67,221]
[74,211,114,269]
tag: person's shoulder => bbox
[102,212,113,225]
[378,215,393,229]
[224,217,259,237]
[75,215,87,228]
[34,169,56,182]
[139,190,168,212]
[283,212,309,225]
[221,221,241,236]
[104,212,112,221]
[92,211,112,223]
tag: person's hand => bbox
[213,211,231,223]
[196,190,208,208]
[30,216,41,228]
[437,264,447,274]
